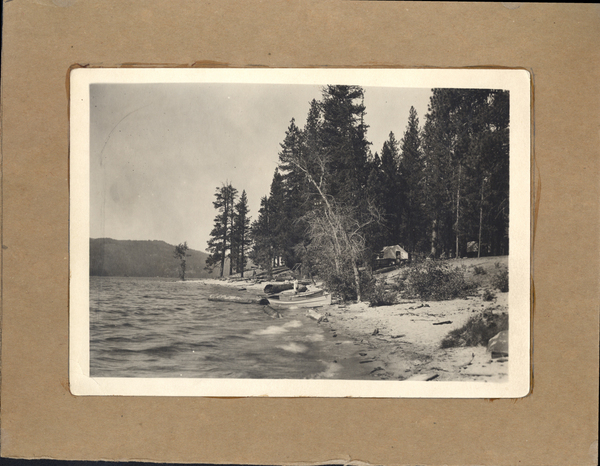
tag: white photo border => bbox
[70,68,531,398]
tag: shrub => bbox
[393,267,410,293]
[492,269,509,292]
[322,262,375,303]
[367,280,397,307]
[473,265,487,275]
[403,260,476,301]
[441,312,508,348]
[483,289,496,301]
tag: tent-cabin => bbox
[381,245,409,261]
[466,241,479,258]
[374,245,409,270]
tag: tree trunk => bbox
[228,200,234,276]
[323,205,342,275]
[220,205,227,278]
[478,178,484,258]
[455,163,462,259]
[240,234,245,278]
[351,260,362,302]
[219,249,225,277]
[431,217,438,257]
[267,248,273,279]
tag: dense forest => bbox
[90,238,222,278]
[204,85,509,300]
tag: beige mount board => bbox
[1,2,598,465]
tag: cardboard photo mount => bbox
[1,2,598,465]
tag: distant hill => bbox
[89,238,227,278]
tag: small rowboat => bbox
[277,289,325,301]
[267,290,331,309]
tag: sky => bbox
[90,83,432,252]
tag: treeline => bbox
[205,85,509,300]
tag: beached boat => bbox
[267,290,331,308]
[276,289,325,300]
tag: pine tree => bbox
[249,195,275,276]
[173,242,189,281]
[319,85,371,208]
[278,118,311,267]
[422,89,467,258]
[231,190,252,277]
[205,183,238,277]
[399,107,426,255]
[379,132,403,247]
[364,152,387,254]
[268,169,287,267]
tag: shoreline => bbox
[316,294,508,382]
[193,261,509,382]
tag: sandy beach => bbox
[316,293,508,382]
[195,256,509,382]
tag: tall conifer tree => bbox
[278,119,310,267]
[231,190,252,277]
[399,107,425,254]
[319,85,370,208]
[249,195,275,276]
[268,169,287,267]
[205,183,237,277]
[379,132,403,246]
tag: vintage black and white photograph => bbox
[70,69,530,397]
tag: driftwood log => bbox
[373,265,398,275]
[263,283,307,295]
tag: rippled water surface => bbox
[90,277,367,379]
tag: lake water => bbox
[90,277,371,379]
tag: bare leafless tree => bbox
[281,149,379,302]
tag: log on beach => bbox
[264,283,293,294]
[373,265,398,275]
[263,283,308,295]
[208,294,270,305]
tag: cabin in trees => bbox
[466,241,479,258]
[373,245,409,270]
